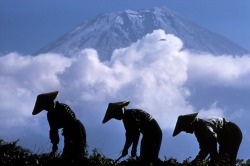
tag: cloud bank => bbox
[0,29,249,160]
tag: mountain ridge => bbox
[34,7,249,61]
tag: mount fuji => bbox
[35,7,248,61]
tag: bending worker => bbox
[102,101,162,164]
[32,91,86,159]
[173,113,242,165]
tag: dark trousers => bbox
[62,120,86,159]
[140,119,162,163]
[218,122,242,165]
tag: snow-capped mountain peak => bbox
[34,6,248,61]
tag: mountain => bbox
[34,7,249,61]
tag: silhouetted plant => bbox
[88,148,115,166]
[0,139,249,166]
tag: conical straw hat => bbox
[32,91,59,115]
[102,101,130,123]
[172,113,198,137]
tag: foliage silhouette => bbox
[0,139,249,166]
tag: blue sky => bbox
[0,0,250,54]
[0,0,250,162]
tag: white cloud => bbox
[0,53,71,131]
[198,102,225,118]
[187,52,250,87]
[62,30,194,128]
[1,29,250,131]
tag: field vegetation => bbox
[0,139,249,166]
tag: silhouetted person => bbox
[173,113,242,166]
[32,91,86,160]
[102,101,162,164]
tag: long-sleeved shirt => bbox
[47,101,79,145]
[122,109,153,152]
[194,117,229,160]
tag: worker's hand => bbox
[122,149,128,157]
[52,144,58,153]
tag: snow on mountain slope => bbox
[34,7,248,61]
